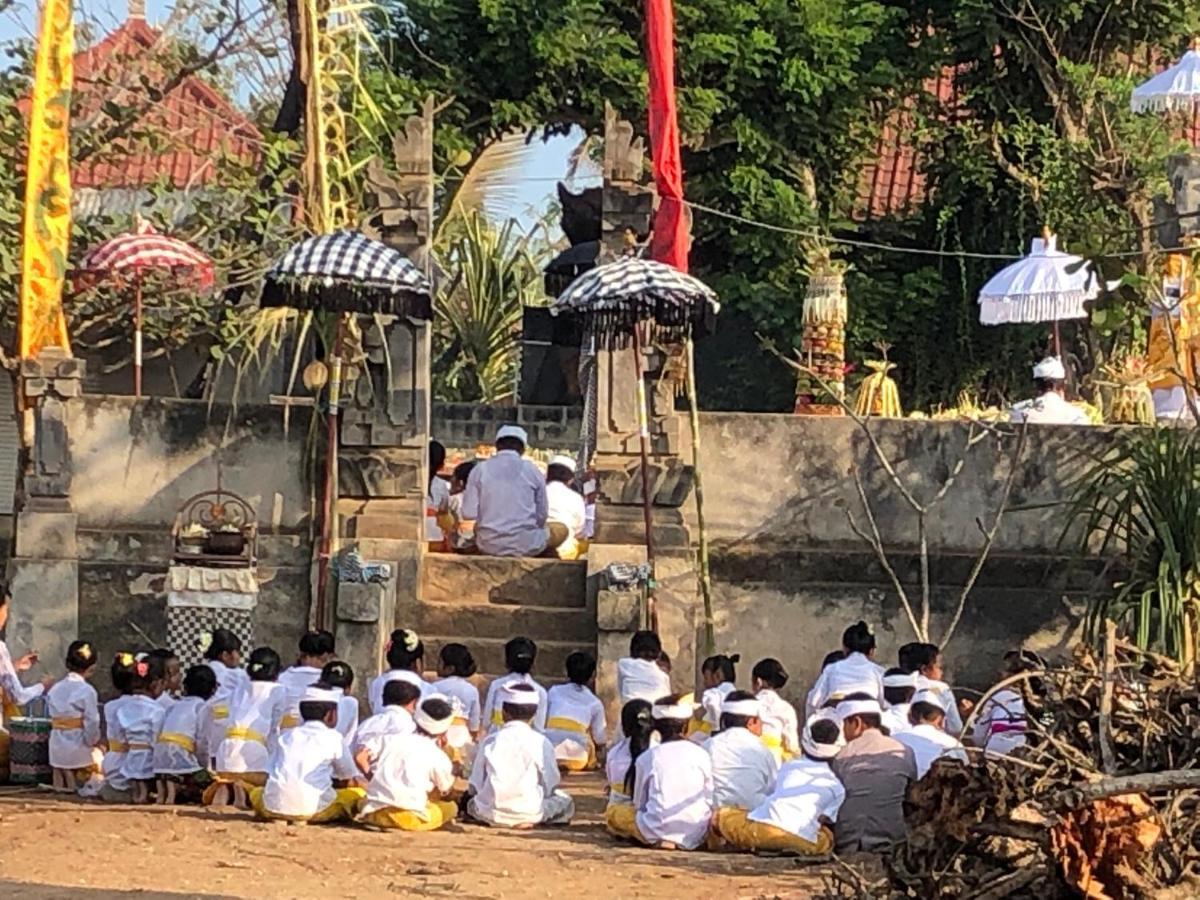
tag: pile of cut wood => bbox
[824,638,1200,899]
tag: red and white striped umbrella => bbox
[77,219,215,397]
[79,219,214,286]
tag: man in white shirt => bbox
[545,455,587,560]
[357,697,459,831]
[712,712,846,855]
[707,692,778,810]
[1011,356,1090,425]
[467,683,574,827]
[461,426,563,557]
[251,685,365,823]
[894,690,968,779]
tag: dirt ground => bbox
[0,774,831,899]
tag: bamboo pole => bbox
[685,339,715,656]
[631,324,657,631]
[314,316,343,630]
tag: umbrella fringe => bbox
[583,299,716,350]
[979,292,1091,325]
[262,277,434,319]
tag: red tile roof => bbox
[67,17,261,189]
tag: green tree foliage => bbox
[372,0,945,408]
[372,0,1200,411]
[433,211,549,403]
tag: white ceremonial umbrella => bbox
[1132,39,1200,113]
[978,229,1099,355]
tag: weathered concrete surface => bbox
[67,396,315,530]
[421,554,588,608]
[431,403,581,450]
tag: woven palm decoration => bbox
[854,359,902,418]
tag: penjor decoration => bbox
[19,0,74,359]
[795,244,848,413]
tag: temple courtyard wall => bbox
[15,394,1113,703]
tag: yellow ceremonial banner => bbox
[1148,254,1200,391]
[18,0,73,359]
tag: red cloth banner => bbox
[644,0,689,272]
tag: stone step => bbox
[422,636,595,682]
[412,600,595,643]
[422,554,588,609]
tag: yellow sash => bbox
[225,726,267,745]
[157,732,196,753]
[211,704,230,720]
[51,716,84,730]
[546,716,588,735]
[491,709,503,726]
[108,740,128,753]
[452,716,469,727]
[127,741,152,751]
[686,718,712,737]
[279,714,300,730]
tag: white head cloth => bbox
[882,672,917,688]
[802,713,846,760]
[414,700,455,735]
[1033,357,1066,381]
[911,689,946,712]
[548,454,577,473]
[652,695,696,720]
[302,686,341,704]
[498,682,539,706]
[836,698,882,720]
[720,697,761,717]
[496,424,529,445]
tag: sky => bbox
[0,0,593,232]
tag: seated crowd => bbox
[425,426,594,560]
[24,620,1038,855]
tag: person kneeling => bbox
[711,713,845,855]
[357,697,459,831]
[466,683,574,828]
[250,684,365,823]
[607,694,714,851]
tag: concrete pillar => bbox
[334,578,397,708]
[8,348,85,679]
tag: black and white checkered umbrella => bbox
[261,230,433,318]
[551,256,719,348]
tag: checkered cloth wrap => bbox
[261,230,433,318]
[550,256,719,349]
[167,607,254,670]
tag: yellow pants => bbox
[249,786,366,823]
[711,808,833,855]
[605,804,648,844]
[359,800,458,832]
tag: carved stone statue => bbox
[363,96,435,261]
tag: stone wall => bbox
[684,413,1111,702]
[431,402,582,451]
[68,396,315,687]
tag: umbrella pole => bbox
[134,276,143,398]
[1053,321,1062,359]
[315,317,344,630]
[631,325,658,630]
[685,338,715,657]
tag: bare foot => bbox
[513,822,535,831]
[657,841,677,851]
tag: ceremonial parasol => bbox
[78,220,214,397]
[261,229,432,627]
[978,229,1098,355]
[552,253,719,607]
[1132,39,1200,113]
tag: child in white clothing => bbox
[708,691,778,811]
[97,653,138,796]
[481,637,548,732]
[545,652,606,772]
[604,699,652,821]
[467,683,574,827]
[617,631,672,706]
[690,653,738,741]
[154,664,218,803]
[806,622,886,710]
[207,647,290,808]
[354,680,420,771]
[369,628,429,715]
[431,643,483,768]
[320,660,360,749]
[277,630,336,726]
[47,640,102,792]
[752,658,800,763]
[203,629,249,755]
[103,654,167,803]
